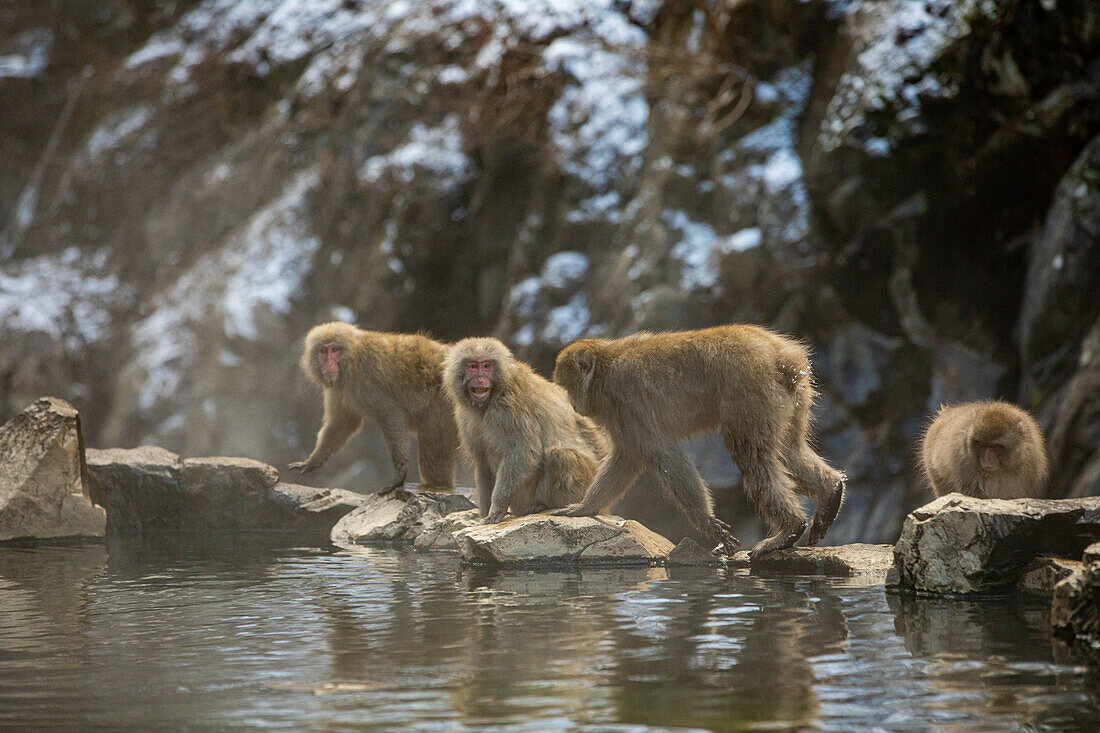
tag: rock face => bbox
[330,489,477,548]
[86,447,364,535]
[454,515,675,565]
[1017,556,1082,597]
[727,544,895,581]
[892,494,1100,595]
[0,397,105,542]
[1052,542,1100,662]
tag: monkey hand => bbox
[709,516,741,556]
[550,503,597,517]
[288,460,319,474]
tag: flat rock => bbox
[892,494,1100,595]
[86,447,364,536]
[1018,556,1082,597]
[414,508,481,551]
[726,544,894,580]
[331,488,476,547]
[0,397,105,543]
[454,514,675,566]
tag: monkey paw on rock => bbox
[480,509,510,525]
[288,460,319,474]
[550,503,597,517]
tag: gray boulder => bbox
[0,397,105,543]
[414,508,482,551]
[892,494,1100,595]
[454,515,675,566]
[1052,543,1100,662]
[1017,556,1082,597]
[86,447,364,535]
[331,488,476,547]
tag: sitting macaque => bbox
[919,401,1049,499]
[291,322,459,494]
[444,337,608,524]
[552,325,846,559]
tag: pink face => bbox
[317,343,342,383]
[464,359,494,404]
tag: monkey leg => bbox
[376,414,411,495]
[738,448,808,560]
[785,446,846,546]
[537,448,596,511]
[552,448,640,517]
[651,447,741,555]
[482,454,539,524]
[416,417,458,491]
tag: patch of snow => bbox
[331,306,356,323]
[508,277,542,319]
[722,228,763,254]
[541,251,589,289]
[817,0,994,152]
[437,65,470,85]
[84,106,152,161]
[359,115,472,190]
[565,192,623,223]
[541,293,590,345]
[0,29,52,79]
[0,248,131,351]
[133,167,321,412]
[512,323,536,347]
[665,211,721,291]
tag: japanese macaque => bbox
[919,401,1049,499]
[290,322,459,494]
[552,325,846,559]
[443,337,608,524]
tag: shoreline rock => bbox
[0,398,105,544]
[892,494,1100,595]
[330,488,477,549]
[726,544,895,581]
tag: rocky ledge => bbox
[330,490,478,550]
[891,493,1100,596]
[87,447,365,538]
[1052,542,1100,663]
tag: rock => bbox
[86,447,365,535]
[1018,556,1082,597]
[414,508,481,551]
[331,488,476,547]
[1052,555,1100,663]
[726,544,894,581]
[454,515,675,566]
[892,494,1100,595]
[666,537,720,566]
[0,397,105,543]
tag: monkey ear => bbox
[575,349,594,375]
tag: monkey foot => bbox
[480,511,508,525]
[708,516,741,556]
[749,520,808,561]
[551,503,598,517]
[807,479,845,546]
[288,461,317,474]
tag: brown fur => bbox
[552,325,846,559]
[443,337,608,523]
[919,401,1049,499]
[291,322,459,492]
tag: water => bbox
[1,536,1098,732]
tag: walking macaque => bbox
[291,322,459,494]
[919,401,1049,499]
[552,326,846,559]
[444,337,608,524]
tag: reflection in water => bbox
[1,543,1098,731]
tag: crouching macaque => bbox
[444,337,608,524]
[552,325,846,559]
[919,401,1048,499]
[290,322,459,494]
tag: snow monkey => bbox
[919,401,1049,499]
[443,337,608,524]
[552,325,846,559]
[290,322,460,494]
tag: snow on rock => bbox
[133,168,320,415]
[0,28,52,79]
[817,0,997,154]
[83,106,153,163]
[541,251,589,290]
[0,248,131,350]
[358,115,472,190]
[541,293,590,345]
